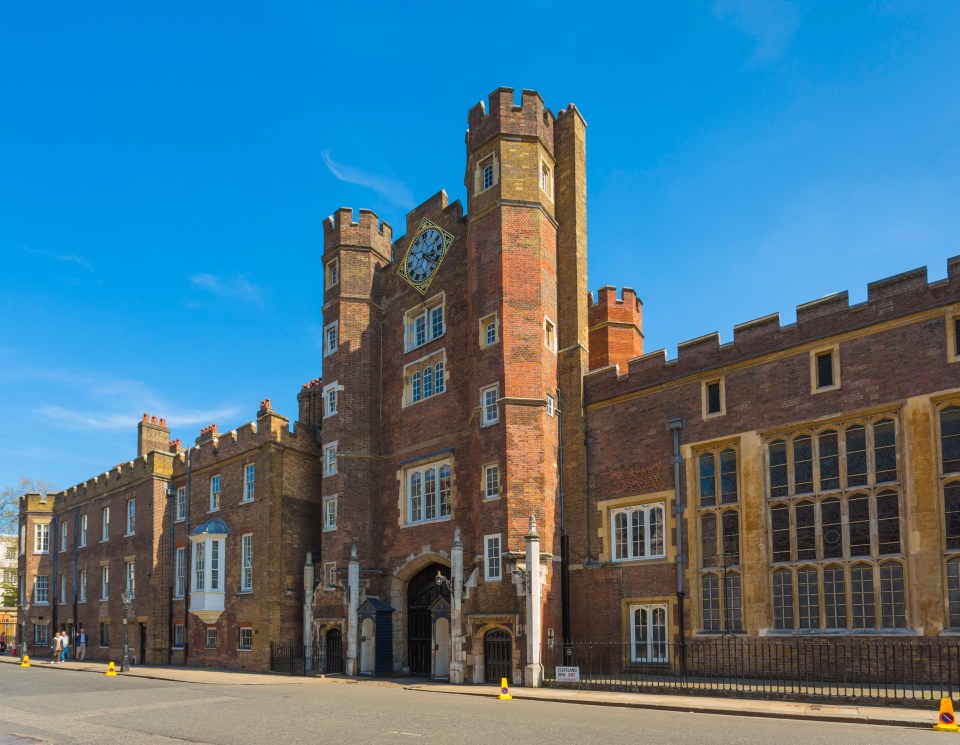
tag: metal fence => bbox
[542,637,960,705]
[270,638,344,676]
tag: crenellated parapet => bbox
[322,207,392,260]
[586,257,960,403]
[55,449,175,510]
[588,286,643,372]
[467,87,555,154]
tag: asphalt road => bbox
[0,665,945,745]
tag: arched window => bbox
[435,362,445,393]
[822,565,846,629]
[611,504,666,561]
[850,563,875,629]
[721,510,739,561]
[724,570,743,631]
[424,467,437,520]
[773,569,793,630]
[438,464,451,517]
[795,501,816,561]
[423,365,433,398]
[879,561,906,628]
[769,440,788,497]
[848,494,871,557]
[820,498,843,559]
[846,425,868,487]
[720,449,738,504]
[409,471,423,523]
[875,491,900,555]
[771,504,790,562]
[793,435,813,494]
[818,429,840,491]
[486,322,497,346]
[699,453,716,506]
[649,505,664,557]
[796,567,819,629]
[701,574,720,631]
[873,419,898,483]
[701,513,717,566]
[942,406,960,474]
[412,371,422,403]
[945,482,960,550]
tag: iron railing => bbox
[543,637,960,705]
[270,638,344,676]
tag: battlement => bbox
[585,257,960,403]
[467,87,554,154]
[20,492,54,513]
[322,207,393,259]
[55,449,175,510]
[588,286,644,373]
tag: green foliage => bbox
[0,477,56,535]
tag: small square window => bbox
[480,313,499,348]
[702,378,725,419]
[324,495,337,531]
[323,321,339,358]
[205,627,217,649]
[477,154,497,193]
[481,385,499,427]
[483,464,500,500]
[238,627,253,651]
[811,346,841,393]
[325,258,339,289]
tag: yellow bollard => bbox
[20,655,30,667]
[105,661,117,677]
[932,698,959,732]
[498,677,512,701]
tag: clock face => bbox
[398,219,454,294]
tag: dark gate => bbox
[408,563,449,676]
[485,629,513,683]
[325,629,343,673]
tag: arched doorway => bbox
[408,563,449,676]
[359,618,375,675]
[325,628,343,674]
[484,629,512,683]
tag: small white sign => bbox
[555,666,580,682]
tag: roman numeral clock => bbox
[397,219,454,294]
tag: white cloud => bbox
[321,149,415,209]
[38,404,243,432]
[712,0,800,63]
[188,273,264,307]
[21,246,95,272]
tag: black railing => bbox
[543,637,960,705]
[270,638,344,676]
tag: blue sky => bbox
[2,1,959,491]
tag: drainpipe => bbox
[72,506,79,647]
[667,417,686,673]
[556,392,571,656]
[346,544,359,676]
[51,514,58,635]
[304,551,314,672]
[167,482,175,664]
[184,446,193,665]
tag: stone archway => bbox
[387,552,451,675]
[406,563,449,676]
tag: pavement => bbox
[0,654,939,729]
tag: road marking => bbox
[387,731,423,737]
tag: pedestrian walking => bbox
[0,631,6,655]
[61,632,69,663]
[51,631,63,664]
[77,627,87,661]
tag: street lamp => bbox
[121,591,133,672]
[19,600,31,663]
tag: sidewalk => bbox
[0,655,936,728]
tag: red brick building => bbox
[18,87,960,682]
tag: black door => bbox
[325,629,343,673]
[139,623,146,665]
[408,564,449,676]
[484,629,512,683]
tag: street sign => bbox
[555,665,580,682]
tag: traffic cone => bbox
[105,661,116,677]
[498,677,512,701]
[932,698,959,731]
[20,655,29,668]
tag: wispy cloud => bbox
[38,404,243,431]
[188,273,264,307]
[21,246,95,273]
[712,0,800,64]
[321,149,415,209]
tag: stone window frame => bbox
[701,376,726,420]
[325,257,339,290]
[402,351,447,408]
[540,156,554,202]
[401,457,453,527]
[483,463,500,500]
[544,316,557,352]
[610,503,666,563]
[626,601,669,664]
[484,533,502,582]
[480,313,499,348]
[242,463,255,503]
[810,343,841,394]
[323,495,337,532]
[693,441,742,634]
[323,321,339,358]
[403,292,445,353]
[936,399,960,628]
[766,416,900,499]
[598,490,675,566]
[475,150,499,194]
[947,312,960,364]
[322,381,341,418]
[323,441,338,477]
[480,384,500,427]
